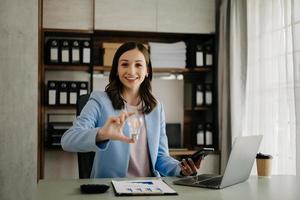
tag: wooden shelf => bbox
[43,28,93,34]
[93,66,211,74]
[153,68,187,73]
[194,106,212,110]
[94,66,188,73]
[184,106,211,111]
[188,67,212,72]
[169,149,196,157]
[44,65,212,74]
[45,65,90,72]
[93,66,112,72]
[44,105,76,111]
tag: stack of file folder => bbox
[149,41,186,68]
[47,113,75,147]
[47,80,88,106]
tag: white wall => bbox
[0,0,38,200]
[152,77,184,124]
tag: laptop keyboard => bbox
[173,174,223,188]
[194,174,218,182]
[195,176,223,186]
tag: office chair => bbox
[76,94,95,179]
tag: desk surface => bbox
[35,175,299,200]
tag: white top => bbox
[125,103,152,177]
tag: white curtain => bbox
[291,0,300,175]
[244,0,297,175]
[218,0,248,173]
[218,0,232,173]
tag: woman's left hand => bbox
[179,157,202,176]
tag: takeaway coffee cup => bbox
[256,153,273,177]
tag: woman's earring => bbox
[146,74,148,78]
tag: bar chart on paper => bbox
[111,179,177,195]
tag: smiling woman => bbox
[61,41,203,178]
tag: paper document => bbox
[112,179,177,196]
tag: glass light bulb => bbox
[127,114,143,141]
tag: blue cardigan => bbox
[61,91,181,178]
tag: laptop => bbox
[173,135,263,189]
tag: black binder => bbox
[61,40,70,64]
[205,123,213,146]
[196,44,204,67]
[47,81,58,105]
[82,40,91,64]
[204,44,213,67]
[185,39,197,68]
[58,82,68,105]
[78,82,88,97]
[71,40,81,64]
[69,81,78,105]
[46,39,60,64]
[204,84,213,106]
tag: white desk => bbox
[35,175,299,200]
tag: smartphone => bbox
[188,148,214,163]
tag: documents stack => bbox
[149,41,186,68]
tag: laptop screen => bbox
[220,135,263,188]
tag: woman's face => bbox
[117,49,148,93]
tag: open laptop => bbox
[173,135,263,189]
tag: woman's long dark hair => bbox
[105,41,157,114]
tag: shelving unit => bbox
[45,65,90,72]
[94,66,189,74]
[39,30,93,180]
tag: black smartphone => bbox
[188,148,214,163]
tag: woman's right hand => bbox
[96,111,135,143]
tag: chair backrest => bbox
[76,94,95,179]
